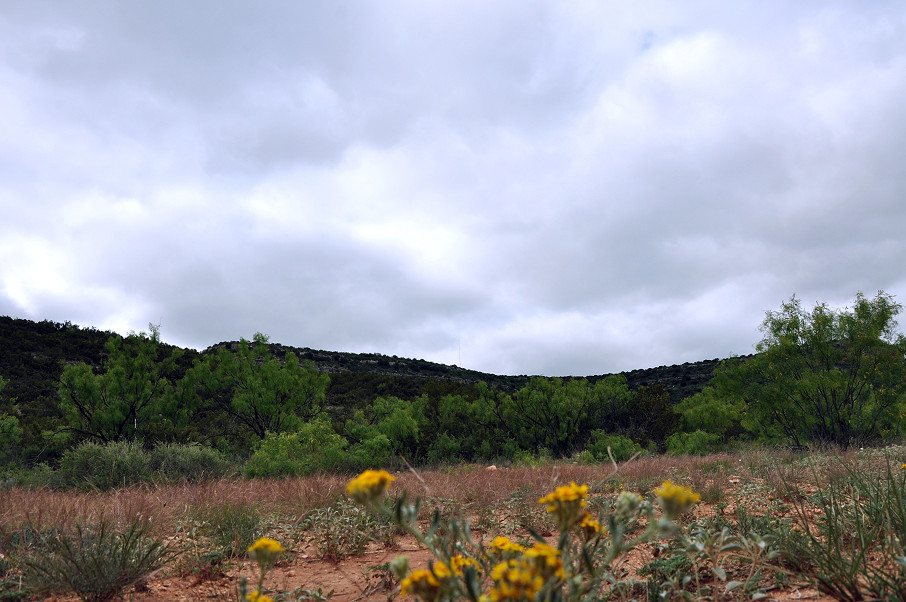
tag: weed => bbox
[23,520,175,601]
[300,498,393,562]
[194,503,261,558]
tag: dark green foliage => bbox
[148,443,235,483]
[244,419,348,478]
[56,440,151,490]
[665,430,723,456]
[716,291,906,447]
[0,378,22,466]
[343,396,421,468]
[58,326,189,444]
[496,376,634,457]
[23,520,175,601]
[194,503,261,558]
[182,333,330,444]
[673,386,745,440]
[585,431,644,462]
[1,314,729,471]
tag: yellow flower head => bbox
[901,463,906,470]
[487,536,524,557]
[524,542,565,580]
[346,469,396,503]
[538,482,588,530]
[654,480,701,518]
[246,591,273,602]
[487,559,545,602]
[401,568,441,601]
[247,537,284,567]
[450,554,481,576]
[578,511,601,539]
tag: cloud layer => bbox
[3,2,906,375]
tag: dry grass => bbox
[3,446,901,538]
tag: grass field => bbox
[1,445,905,601]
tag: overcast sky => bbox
[2,2,906,376]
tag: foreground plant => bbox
[238,536,285,602]
[24,520,175,602]
[779,456,906,601]
[346,467,781,601]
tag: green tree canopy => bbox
[501,375,633,457]
[183,333,330,442]
[715,291,906,448]
[58,326,186,443]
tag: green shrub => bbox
[666,430,722,456]
[56,440,150,490]
[345,434,393,472]
[587,431,644,462]
[300,499,394,562]
[24,520,175,601]
[149,443,234,483]
[194,503,261,558]
[426,432,461,465]
[244,419,347,479]
[778,456,906,599]
[572,450,597,465]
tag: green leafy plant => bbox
[195,503,261,558]
[149,442,234,483]
[55,439,150,490]
[300,498,394,562]
[778,456,906,600]
[243,419,347,478]
[23,520,175,601]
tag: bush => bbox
[243,419,347,479]
[149,443,234,483]
[24,520,175,601]
[345,434,393,472]
[666,430,722,456]
[300,498,394,562]
[194,504,261,558]
[586,431,644,462]
[56,440,150,490]
[426,432,461,465]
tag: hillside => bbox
[0,316,727,445]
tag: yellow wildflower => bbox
[247,537,284,567]
[346,469,396,503]
[486,559,545,601]
[487,536,524,556]
[401,568,441,601]
[524,542,565,580]
[901,463,906,470]
[450,554,481,576]
[432,561,452,579]
[578,511,601,539]
[538,482,588,530]
[246,591,273,602]
[654,480,701,518]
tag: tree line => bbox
[1,291,905,479]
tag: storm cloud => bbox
[2,1,906,375]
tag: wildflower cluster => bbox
[487,536,524,556]
[654,480,702,519]
[345,469,396,504]
[247,537,284,568]
[240,537,285,602]
[344,469,726,601]
[538,482,588,531]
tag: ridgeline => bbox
[0,315,725,439]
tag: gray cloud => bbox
[2,2,906,375]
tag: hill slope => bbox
[0,316,727,438]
